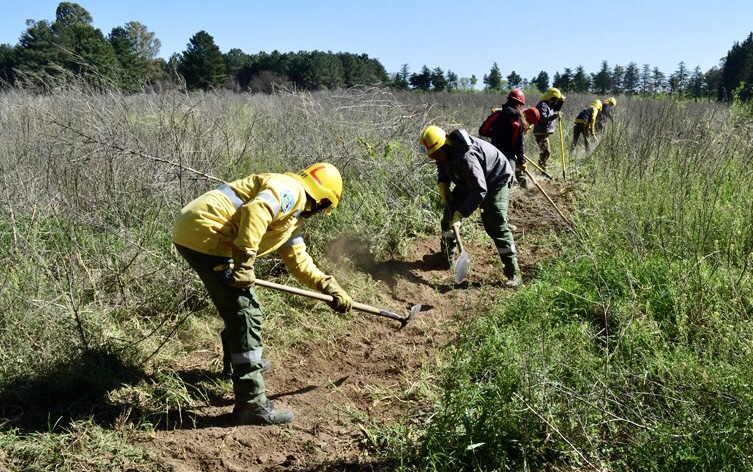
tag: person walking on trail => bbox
[570,99,602,153]
[172,162,353,426]
[420,125,522,289]
[595,97,617,134]
[533,87,566,171]
[478,89,535,189]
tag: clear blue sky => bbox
[2,0,751,82]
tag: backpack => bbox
[478,108,503,137]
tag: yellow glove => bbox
[318,276,353,313]
[438,182,452,204]
[229,249,256,289]
[451,211,463,227]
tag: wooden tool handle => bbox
[452,224,465,252]
[254,279,380,315]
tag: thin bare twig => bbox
[51,119,225,184]
[513,392,600,471]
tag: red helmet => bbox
[523,107,540,125]
[507,89,525,105]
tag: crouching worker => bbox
[571,99,602,153]
[420,126,522,288]
[172,163,353,425]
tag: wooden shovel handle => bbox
[452,224,465,252]
[524,169,573,231]
[254,278,381,315]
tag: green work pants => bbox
[534,133,551,168]
[174,244,267,407]
[441,184,518,278]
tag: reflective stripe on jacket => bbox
[172,173,326,289]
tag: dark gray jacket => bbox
[437,134,513,217]
[533,100,560,135]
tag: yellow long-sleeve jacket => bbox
[574,101,602,135]
[172,173,327,289]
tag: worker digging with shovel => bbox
[420,125,522,288]
[172,162,352,426]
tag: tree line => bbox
[1,2,752,103]
[0,2,388,93]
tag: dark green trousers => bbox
[441,184,518,278]
[535,133,552,168]
[174,244,267,406]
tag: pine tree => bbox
[483,62,502,92]
[623,62,640,95]
[532,71,550,93]
[718,32,753,101]
[178,30,227,91]
[431,67,446,91]
[409,65,431,92]
[506,70,522,89]
[593,60,611,94]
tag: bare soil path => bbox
[134,182,570,472]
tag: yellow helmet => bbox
[605,97,617,107]
[290,162,342,208]
[591,99,603,111]
[541,87,565,101]
[420,125,447,156]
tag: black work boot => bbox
[223,358,272,378]
[233,399,294,425]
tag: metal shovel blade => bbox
[453,249,470,284]
[452,224,470,284]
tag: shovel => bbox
[523,169,574,232]
[451,223,470,284]
[254,279,421,328]
[524,155,554,181]
[558,117,566,181]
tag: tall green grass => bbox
[393,97,753,471]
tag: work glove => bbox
[318,276,353,313]
[556,111,563,120]
[451,210,463,228]
[229,249,257,289]
[518,161,527,173]
[438,182,452,204]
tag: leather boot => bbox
[233,399,294,425]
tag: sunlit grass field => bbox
[1,83,751,471]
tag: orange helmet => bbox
[289,162,342,208]
[507,89,525,105]
[523,107,540,125]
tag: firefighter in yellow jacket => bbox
[172,162,352,426]
[570,99,602,153]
